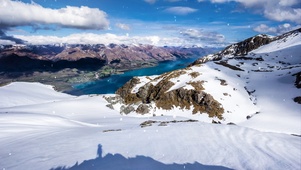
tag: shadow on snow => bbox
[51,144,232,170]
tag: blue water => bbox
[66,57,198,95]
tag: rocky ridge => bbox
[191,28,301,65]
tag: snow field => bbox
[0,82,300,170]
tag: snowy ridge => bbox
[192,28,301,65]
[0,82,72,108]
[112,28,301,134]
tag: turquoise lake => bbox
[67,57,199,95]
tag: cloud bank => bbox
[11,32,225,47]
[116,23,131,30]
[13,33,169,46]
[208,0,301,24]
[0,0,109,30]
[253,23,300,34]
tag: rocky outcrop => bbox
[116,77,141,104]
[115,70,224,119]
[293,71,301,89]
[136,104,151,115]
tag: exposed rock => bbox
[140,120,157,128]
[106,104,114,110]
[103,95,123,105]
[293,97,301,104]
[103,129,122,133]
[214,61,244,71]
[158,122,168,126]
[216,78,228,86]
[212,120,221,124]
[116,77,141,104]
[140,119,199,128]
[116,70,224,119]
[136,104,151,115]
[189,72,201,78]
[293,71,301,89]
[120,105,135,115]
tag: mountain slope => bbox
[111,28,301,134]
[0,82,300,170]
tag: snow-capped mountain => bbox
[192,28,300,64]
[110,28,301,134]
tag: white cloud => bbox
[144,0,156,4]
[164,7,198,15]
[264,8,301,24]
[253,23,300,34]
[116,23,131,30]
[13,32,224,47]
[180,28,225,43]
[208,0,301,24]
[14,33,168,46]
[0,0,109,30]
[166,0,182,2]
[0,39,15,45]
[253,24,277,34]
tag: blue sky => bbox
[0,0,300,47]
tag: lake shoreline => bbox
[0,57,197,95]
[65,57,200,95]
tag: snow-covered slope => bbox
[0,82,72,108]
[112,28,301,134]
[0,82,300,170]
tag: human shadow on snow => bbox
[51,144,232,170]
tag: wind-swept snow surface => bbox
[0,82,300,170]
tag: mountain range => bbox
[0,43,210,72]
